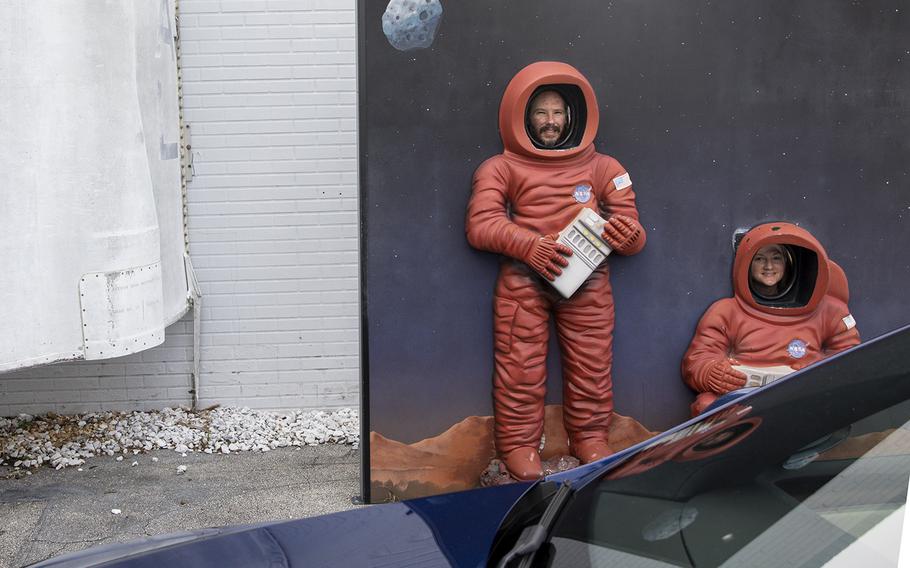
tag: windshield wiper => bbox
[495,480,574,568]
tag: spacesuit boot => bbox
[568,435,612,464]
[500,446,543,481]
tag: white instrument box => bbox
[551,208,612,298]
[733,365,794,388]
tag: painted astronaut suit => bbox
[682,223,861,416]
[466,62,646,480]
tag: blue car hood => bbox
[32,482,531,568]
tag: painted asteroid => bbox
[382,0,443,51]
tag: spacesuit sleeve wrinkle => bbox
[595,155,646,255]
[682,302,735,391]
[466,158,540,260]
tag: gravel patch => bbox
[0,407,359,475]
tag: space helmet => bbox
[731,222,835,322]
[498,61,599,160]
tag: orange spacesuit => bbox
[465,62,646,480]
[682,222,861,416]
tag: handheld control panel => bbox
[551,208,612,298]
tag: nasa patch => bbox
[787,339,808,359]
[573,184,592,203]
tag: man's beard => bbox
[537,125,561,147]
[537,126,562,148]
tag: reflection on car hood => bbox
[547,323,910,491]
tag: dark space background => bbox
[360,0,910,452]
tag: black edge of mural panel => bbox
[356,0,371,504]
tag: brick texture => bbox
[0,1,360,416]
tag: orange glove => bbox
[525,235,572,281]
[703,359,747,394]
[601,214,643,254]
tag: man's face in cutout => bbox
[528,90,567,148]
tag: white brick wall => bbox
[0,0,360,416]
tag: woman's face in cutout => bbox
[750,245,787,292]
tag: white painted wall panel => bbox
[0,0,360,415]
[0,1,188,373]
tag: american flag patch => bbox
[612,173,632,191]
[843,314,856,330]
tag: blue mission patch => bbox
[788,339,808,359]
[573,184,592,203]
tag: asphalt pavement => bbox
[0,445,361,568]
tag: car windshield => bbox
[542,328,910,567]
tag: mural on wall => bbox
[359,0,910,502]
